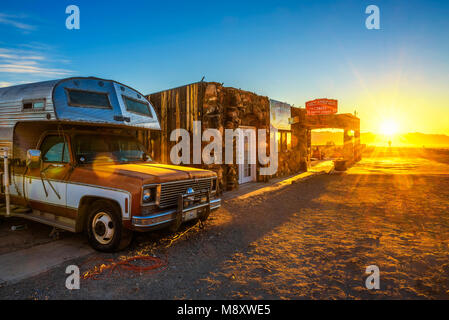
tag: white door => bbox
[238,129,256,184]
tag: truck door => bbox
[25,135,72,214]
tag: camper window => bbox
[123,95,152,117]
[33,101,45,109]
[40,136,70,163]
[22,100,45,111]
[66,89,111,109]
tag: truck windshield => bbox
[73,134,151,164]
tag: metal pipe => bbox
[3,148,10,217]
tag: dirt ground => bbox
[0,147,448,299]
[0,218,67,256]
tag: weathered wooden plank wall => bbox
[150,83,204,164]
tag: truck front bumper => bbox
[132,196,221,229]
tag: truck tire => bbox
[86,200,132,252]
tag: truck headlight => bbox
[142,187,157,204]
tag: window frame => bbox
[277,130,292,152]
[72,133,150,165]
[22,99,46,112]
[122,95,153,118]
[65,88,112,109]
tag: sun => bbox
[380,119,399,136]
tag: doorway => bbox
[238,127,257,184]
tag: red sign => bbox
[306,99,338,115]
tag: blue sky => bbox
[1,0,448,134]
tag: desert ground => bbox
[0,147,448,299]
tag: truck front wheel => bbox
[86,200,132,252]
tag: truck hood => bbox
[78,162,216,184]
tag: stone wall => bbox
[290,107,309,172]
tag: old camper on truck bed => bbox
[0,77,220,252]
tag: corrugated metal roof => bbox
[0,77,161,142]
[0,79,60,103]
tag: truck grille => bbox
[159,178,212,208]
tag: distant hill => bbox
[311,131,449,147]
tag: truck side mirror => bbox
[27,149,42,168]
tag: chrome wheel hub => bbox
[92,212,114,245]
